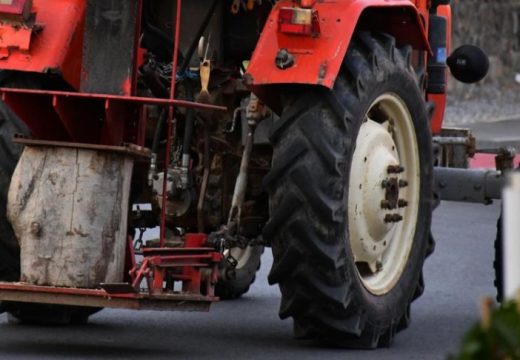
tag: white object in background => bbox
[503,172,520,300]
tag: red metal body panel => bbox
[0,0,30,18]
[429,4,451,135]
[0,25,32,55]
[246,0,430,90]
[0,0,85,89]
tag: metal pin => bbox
[387,165,405,174]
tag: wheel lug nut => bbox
[399,179,408,188]
[398,199,408,208]
[381,200,397,210]
[384,214,403,223]
[376,261,383,271]
[387,165,405,174]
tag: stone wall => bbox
[450,0,520,96]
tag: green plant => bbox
[452,298,520,360]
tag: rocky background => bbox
[451,0,520,92]
[446,0,520,124]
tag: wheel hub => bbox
[349,119,401,271]
[348,94,420,295]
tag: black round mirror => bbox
[447,45,489,84]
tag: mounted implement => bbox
[0,0,487,348]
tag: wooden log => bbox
[7,146,134,288]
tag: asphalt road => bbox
[0,201,501,360]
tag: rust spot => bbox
[317,61,328,85]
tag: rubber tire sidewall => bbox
[215,245,263,300]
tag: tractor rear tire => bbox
[263,32,433,348]
[216,245,263,299]
[0,72,101,324]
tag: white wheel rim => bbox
[348,93,420,296]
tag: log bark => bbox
[7,146,133,288]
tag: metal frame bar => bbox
[0,88,225,111]
[0,282,212,312]
[160,0,183,247]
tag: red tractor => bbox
[0,0,488,348]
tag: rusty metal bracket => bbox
[13,135,152,158]
[0,282,212,312]
[433,127,476,168]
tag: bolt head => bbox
[398,199,409,208]
[384,214,403,223]
[381,200,391,209]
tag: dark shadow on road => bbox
[0,340,173,359]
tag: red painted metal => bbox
[470,154,520,170]
[0,0,85,89]
[0,88,226,145]
[0,24,32,55]
[184,233,207,248]
[129,233,221,298]
[160,0,183,247]
[0,282,214,311]
[246,0,431,90]
[429,4,452,135]
[0,0,33,57]
[0,0,30,18]
[0,88,227,109]
[60,6,85,90]
[299,0,316,8]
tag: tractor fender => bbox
[246,0,431,95]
